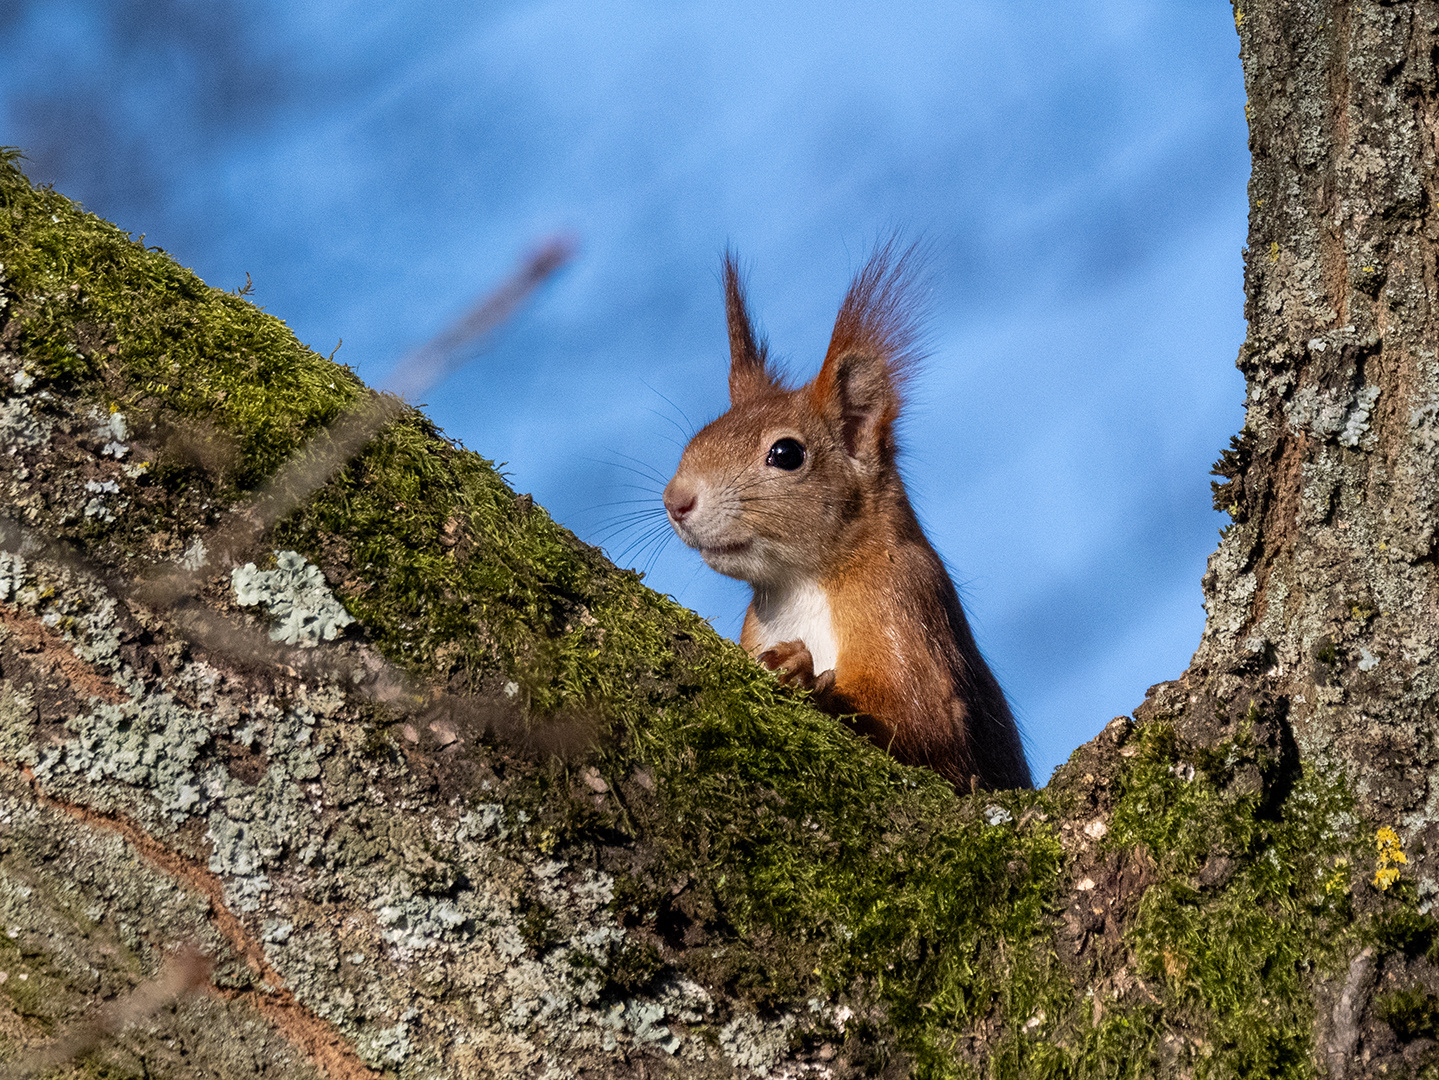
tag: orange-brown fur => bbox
[664,242,1031,790]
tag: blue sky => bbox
[1,1,1249,783]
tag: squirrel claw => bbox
[757,639,817,688]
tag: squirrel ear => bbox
[723,251,776,404]
[812,239,924,464]
[816,351,897,462]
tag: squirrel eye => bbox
[765,437,806,471]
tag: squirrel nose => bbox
[663,480,697,523]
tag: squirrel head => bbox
[665,241,926,586]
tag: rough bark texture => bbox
[5,5,1439,1073]
[1139,2,1439,1072]
[1178,0,1439,899]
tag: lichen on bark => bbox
[4,3,1439,1067]
[0,149,1068,1078]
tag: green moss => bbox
[593,936,667,999]
[2,149,1413,1078]
[0,148,1079,1075]
[1373,909,1439,960]
[518,896,563,955]
[1376,986,1439,1041]
[0,154,358,493]
[0,947,56,1034]
[1100,722,1361,1078]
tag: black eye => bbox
[765,438,806,471]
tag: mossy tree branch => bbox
[3,5,1439,1067]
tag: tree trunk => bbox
[1165,0,1439,896]
[4,5,1439,1073]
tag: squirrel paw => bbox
[757,639,817,688]
[810,667,842,710]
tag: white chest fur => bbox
[750,579,839,674]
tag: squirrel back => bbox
[664,242,1031,790]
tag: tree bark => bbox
[6,5,1439,1073]
[1160,0,1439,900]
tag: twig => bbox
[2,944,212,1079]
[135,235,575,608]
[381,235,575,402]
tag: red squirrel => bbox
[662,243,1032,790]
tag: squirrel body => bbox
[664,243,1031,790]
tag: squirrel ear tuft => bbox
[812,237,926,464]
[724,250,776,404]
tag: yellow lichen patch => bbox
[1324,858,1350,896]
[1373,827,1407,891]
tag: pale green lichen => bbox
[720,1011,795,1075]
[0,537,745,1072]
[1339,384,1382,447]
[82,477,120,521]
[0,392,48,451]
[232,550,355,647]
[33,692,219,820]
[92,404,130,458]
